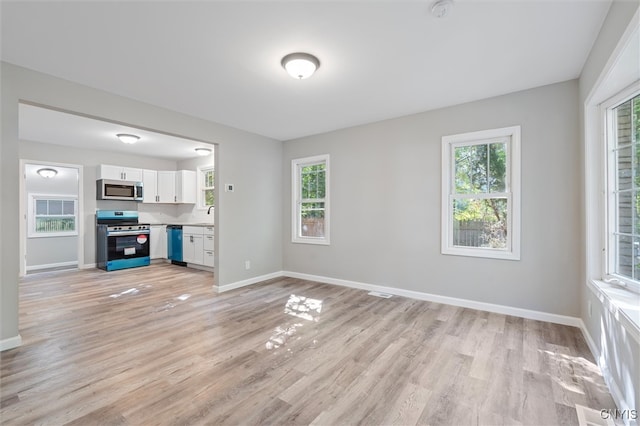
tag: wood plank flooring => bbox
[0,264,617,425]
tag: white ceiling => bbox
[19,103,215,161]
[2,0,612,142]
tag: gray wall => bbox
[578,0,640,414]
[1,62,283,344]
[283,79,581,317]
[24,163,79,268]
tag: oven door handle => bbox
[107,230,151,236]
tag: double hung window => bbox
[441,126,521,260]
[28,195,78,238]
[198,166,215,210]
[292,155,329,244]
[605,89,640,292]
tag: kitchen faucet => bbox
[207,206,214,214]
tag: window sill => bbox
[291,238,330,245]
[588,279,640,344]
[442,246,520,261]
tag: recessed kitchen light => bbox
[195,148,212,156]
[116,133,140,144]
[281,52,320,79]
[37,167,58,178]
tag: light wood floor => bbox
[1,264,616,425]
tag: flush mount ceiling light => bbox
[431,0,453,18]
[195,147,212,156]
[116,133,140,144]
[281,52,320,80]
[37,167,58,178]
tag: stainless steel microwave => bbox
[97,179,143,201]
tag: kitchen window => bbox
[198,166,215,209]
[441,126,521,260]
[28,194,78,238]
[605,88,640,293]
[292,154,330,245]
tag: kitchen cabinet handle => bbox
[190,235,194,243]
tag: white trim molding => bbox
[282,271,581,327]
[441,125,521,261]
[0,335,22,352]
[218,270,581,326]
[215,271,284,293]
[291,154,330,245]
[26,260,78,272]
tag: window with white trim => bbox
[605,88,640,292]
[28,194,78,238]
[197,165,215,210]
[292,154,329,244]
[441,126,521,260]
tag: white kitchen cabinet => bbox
[98,164,143,182]
[142,169,193,204]
[203,226,214,267]
[175,170,196,204]
[158,171,176,203]
[183,226,204,265]
[150,225,167,259]
[142,170,158,203]
[181,225,213,267]
[203,250,215,267]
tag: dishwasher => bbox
[166,225,186,266]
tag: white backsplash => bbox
[137,202,213,225]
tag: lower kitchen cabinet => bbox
[203,226,214,267]
[183,227,203,265]
[182,225,214,267]
[150,225,167,259]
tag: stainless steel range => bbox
[96,210,150,271]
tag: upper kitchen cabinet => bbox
[98,164,143,182]
[142,169,195,204]
[175,170,196,204]
[143,170,175,203]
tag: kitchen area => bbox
[95,163,215,273]
[19,103,217,277]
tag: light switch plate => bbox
[225,184,234,192]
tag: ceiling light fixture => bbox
[431,0,453,18]
[37,167,58,178]
[195,147,212,156]
[281,52,320,80]
[116,133,140,144]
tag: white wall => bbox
[283,79,581,317]
[1,62,283,346]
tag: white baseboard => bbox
[80,263,96,269]
[215,271,284,293]
[578,319,600,362]
[282,271,582,327]
[0,335,22,352]
[217,268,584,330]
[26,261,78,272]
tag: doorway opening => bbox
[20,161,84,276]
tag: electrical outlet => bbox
[225,184,234,192]
[245,260,251,270]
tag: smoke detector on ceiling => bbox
[431,0,453,18]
